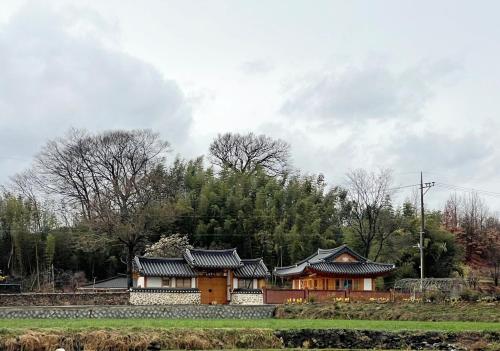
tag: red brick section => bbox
[263,288,307,304]
[264,288,415,303]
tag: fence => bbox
[263,288,414,304]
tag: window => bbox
[238,278,253,289]
[161,278,171,287]
[313,279,318,289]
[344,279,353,290]
[176,278,192,288]
[335,279,342,290]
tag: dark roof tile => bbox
[80,276,128,289]
[274,245,395,277]
[134,256,197,277]
[184,248,242,269]
[234,259,270,278]
[310,261,395,275]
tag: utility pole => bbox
[419,171,435,292]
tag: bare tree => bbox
[209,132,290,176]
[460,192,488,262]
[443,193,460,230]
[31,129,170,287]
[485,224,500,286]
[443,192,495,269]
[346,169,394,259]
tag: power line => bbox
[435,182,500,198]
[388,184,420,191]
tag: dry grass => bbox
[0,329,282,351]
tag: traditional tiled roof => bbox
[234,259,270,278]
[80,275,128,289]
[183,248,243,269]
[134,256,197,277]
[273,245,395,277]
[310,261,395,275]
[134,249,271,278]
[295,245,367,265]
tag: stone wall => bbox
[276,329,500,350]
[230,291,264,305]
[0,304,276,319]
[130,288,200,305]
[0,292,129,306]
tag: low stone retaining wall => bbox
[276,329,500,350]
[130,288,201,305]
[0,304,276,319]
[0,292,129,306]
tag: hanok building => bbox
[131,248,270,305]
[273,245,395,291]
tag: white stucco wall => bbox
[232,278,258,289]
[138,276,198,288]
[146,277,163,288]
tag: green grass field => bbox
[0,318,498,332]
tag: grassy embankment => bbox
[275,301,500,322]
[0,303,498,350]
[0,318,498,332]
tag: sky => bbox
[0,0,499,211]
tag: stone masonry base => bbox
[0,305,276,319]
[230,292,264,305]
[130,291,201,305]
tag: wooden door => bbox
[198,276,227,304]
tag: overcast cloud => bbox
[281,60,459,123]
[0,3,191,175]
[1,0,500,211]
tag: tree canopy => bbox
[0,128,497,291]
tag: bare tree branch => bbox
[209,132,291,176]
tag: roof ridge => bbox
[137,256,186,261]
[274,263,298,270]
[364,261,395,266]
[187,248,237,253]
[241,258,262,262]
[318,244,346,253]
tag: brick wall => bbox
[0,292,129,306]
[264,289,307,304]
[264,289,413,303]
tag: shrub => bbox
[459,288,481,302]
[424,290,447,303]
